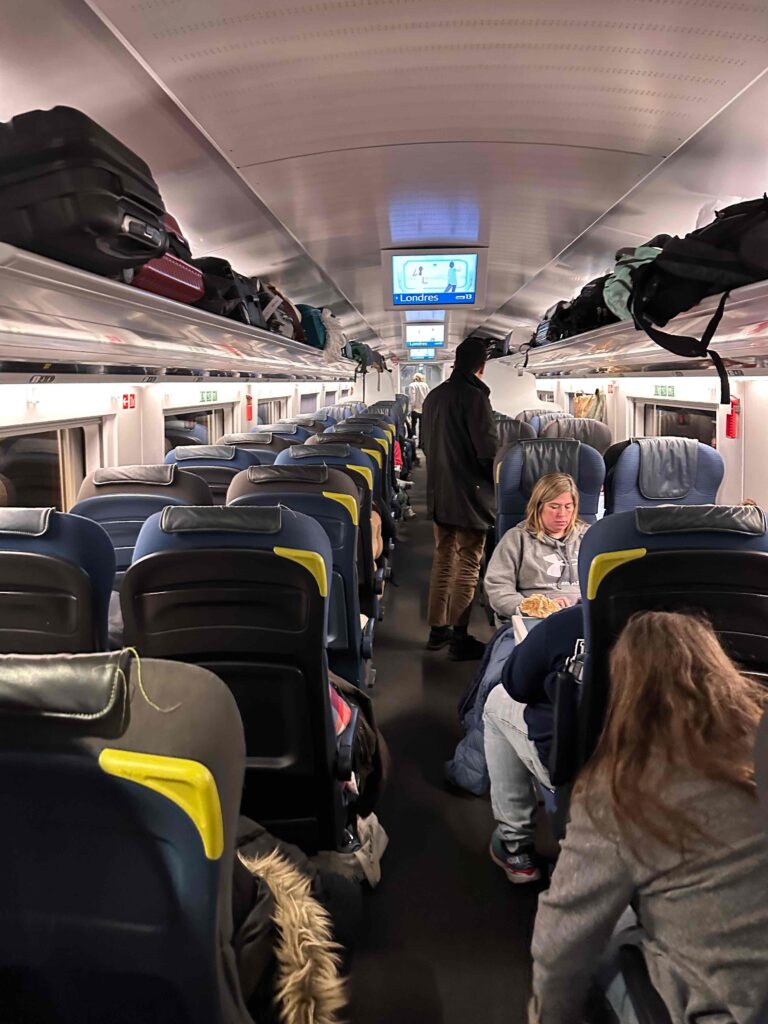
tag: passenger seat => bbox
[0,648,256,1023]
[165,445,268,504]
[603,437,724,514]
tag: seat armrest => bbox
[335,705,360,781]
[374,566,385,595]
[619,945,673,1024]
[361,615,375,659]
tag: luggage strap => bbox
[634,290,730,405]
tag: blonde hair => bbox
[524,473,579,539]
[576,611,768,853]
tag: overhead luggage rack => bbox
[0,244,354,380]
[519,280,768,379]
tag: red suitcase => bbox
[131,251,205,304]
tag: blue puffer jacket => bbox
[444,625,517,795]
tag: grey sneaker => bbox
[489,834,541,884]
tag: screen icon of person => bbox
[446,261,458,293]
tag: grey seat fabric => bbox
[76,464,213,504]
[0,651,254,1024]
[540,416,612,455]
[494,414,536,446]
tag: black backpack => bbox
[531,300,573,346]
[631,196,768,403]
[565,274,619,337]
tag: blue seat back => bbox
[262,422,313,443]
[71,464,212,579]
[228,465,363,685]
[495,439,605,541]
[604,437,724,514]
[125,505,344,850]
[0,507,114,651]
[575,504,768,770]
[165,445,268,504]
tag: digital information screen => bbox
[405,324,445,347]
[408,348,436,361]
[391,253,478,307]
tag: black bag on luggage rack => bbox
[565,274,619,337]
[531,300,573,346]
[631,196,768,405]
[0,106,167,276]
[192,257,267,329]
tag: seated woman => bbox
[531,612,768,1024]
[484,473,588,620]
[484,604,583,883]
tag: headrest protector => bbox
[290,443,351,460]
[247,465,329,485]
[635,504,766,536]
[219,433,273,445]
[635,437,698,500]
[174,445,237,462]
[0,507,53,536]
[519,439,580,497]
[161,505,282,534]
[0,649,131,739]
[94,464,176,486]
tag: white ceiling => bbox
[8,0,768,357]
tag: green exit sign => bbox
[653,385,675,398]
[200,390,218,403]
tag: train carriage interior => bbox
[1,0,768,1021]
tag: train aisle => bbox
[348,461,539,1024]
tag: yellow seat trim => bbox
[586,548,647,600]
[385,424,396,438]
[362,446,383,470]
[99,749,224,860]
[347,463,373,492]
[322,491,359,526]
[496,462,502,484]
[274,546,329,597]
[374,437,389,454]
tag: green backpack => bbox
[603,245,663,322]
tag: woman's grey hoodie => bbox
[484,521,588,618]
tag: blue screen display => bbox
[408,348,436,361]
[392,253,478,306]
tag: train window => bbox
[0,427,86,510]
[164,409,225,453]
[325,391,337,405]
[257,398,289,424]
[642,403,717,446]
[538,390,556,404]
[300,392,319,414]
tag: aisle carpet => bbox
[347,463,538,1024]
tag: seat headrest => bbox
[541,417,612,454]
[0,506,54,536]
[94,465,176,487]
[161,505,282,535]
[173,445,237,462]
[635,437,698,500]
[290,443,351,459]
[219,432,273,445]
[520,439,580,496]
[0,649,131,738]
[247,465,329,485]
[635,504,766,536]
[270,424,300,435]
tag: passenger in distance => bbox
[484,604,582,883]
[484,473,588,620]
[531,612,768,1024]
[421,335,497,660]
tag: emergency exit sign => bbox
[653,385,675,398]
[200,390,218,403]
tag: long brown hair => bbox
[575,611,767,853]
[524,473,579,540]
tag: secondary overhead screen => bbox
[405,324,445,347]
[384,249,486,310]
[408,348,436,361]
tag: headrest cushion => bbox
[635,504,766,536]
[94,465,176,486]
[174,445,237,462]
[161,505,282,535]
[290,443,351,460]
[519,439,580,497]
[247,465,329,485]
[219,433,273,445]
[636,437,698,500]
[0,507,53,536]
[0,649,131,738]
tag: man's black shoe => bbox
[449,633,486,661]
[426,626,453,650]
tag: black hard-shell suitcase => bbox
[0,106,167,275]
[193,257,267,329]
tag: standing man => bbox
[445,261,458,293]
[406,371,429,447]
[421,336,497,660]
